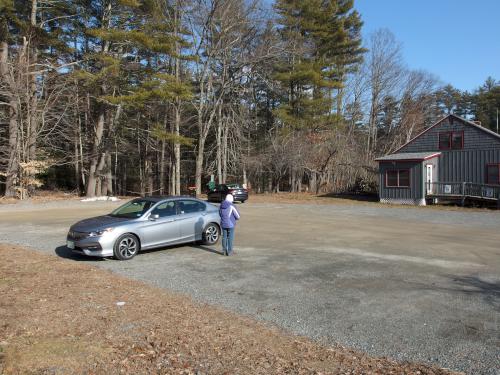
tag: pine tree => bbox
[273,0,364,131]
[473,78,500,131]
[72,0,192,196]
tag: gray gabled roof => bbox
[375,152,441,162]
[392,114,500,154]
[458,114,500,140]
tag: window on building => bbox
[439,132,450,149]
[486,164,500,185]
[386,170,398,187]
[386,169,410,187]
[451,132,463,149]
[398,170,410,186]
[439,131,463,150]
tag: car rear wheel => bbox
[114,234,140,260]
[202,223,219,245]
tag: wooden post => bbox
[461,182,466,207]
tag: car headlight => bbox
[88,228,114,237]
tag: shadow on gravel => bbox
[448,275,500,310]
[318,192,379,202]
[55,243,224,261]
[190,244,225,256]
[54,245,104,262]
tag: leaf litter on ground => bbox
[0,244,462,374]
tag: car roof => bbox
[140,195,204,203]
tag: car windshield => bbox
[110,199,155,218]
[226,184,242,189]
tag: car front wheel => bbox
[202,223,220,245]
[114,234,140,260]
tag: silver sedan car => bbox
[66,196,221,260]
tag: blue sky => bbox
[355,0,500,92]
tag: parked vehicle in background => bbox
[207,183,249,203]
[66,196,220,260]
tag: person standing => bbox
[219,194,240,256]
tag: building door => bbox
[426,164,433,194]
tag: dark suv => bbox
[207,183,248,203]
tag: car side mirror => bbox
[149,214,160,221]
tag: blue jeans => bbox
[222,227,235,255]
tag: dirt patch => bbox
[247,192,373,205]
[0,190,81,205]
[245,192,496,212]
[0,244,460,374]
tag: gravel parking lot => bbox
[0,199,499,374]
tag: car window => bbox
[151,201,177,218]
[178,200,206,214]
[226,183,242,189]
[110,199,155,218]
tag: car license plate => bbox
[67,240,75,249]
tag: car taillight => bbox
[228,189,235,193]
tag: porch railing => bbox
[427,182,500,201]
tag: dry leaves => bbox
[0,244,461,375]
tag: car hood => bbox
[70,215,131,232]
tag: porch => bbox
[426,182,500,205]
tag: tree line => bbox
[1,0,499,199]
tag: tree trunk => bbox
[138,131,145,196]
[174,104,181,195]
[145,158,153,196]
[79,119,85,188]
[216,105,223,184]
[195,136,205,196]
[5,100,18,197]
[122,160,127,196]
[173,3,182,196]
[74,128,80,194]
[309,171,317,194]
[96,152,106,196]
[170,157,176,195]
[86,7,111,197]
[222,117,228,183]
[28,55,37,162]
[74,83,82,194]
[105,152,113,195]
[1,40,19,197]
[25,0,39,196]
[86,111,105,197]
[159,139,166,195]
[242,167,247,188]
